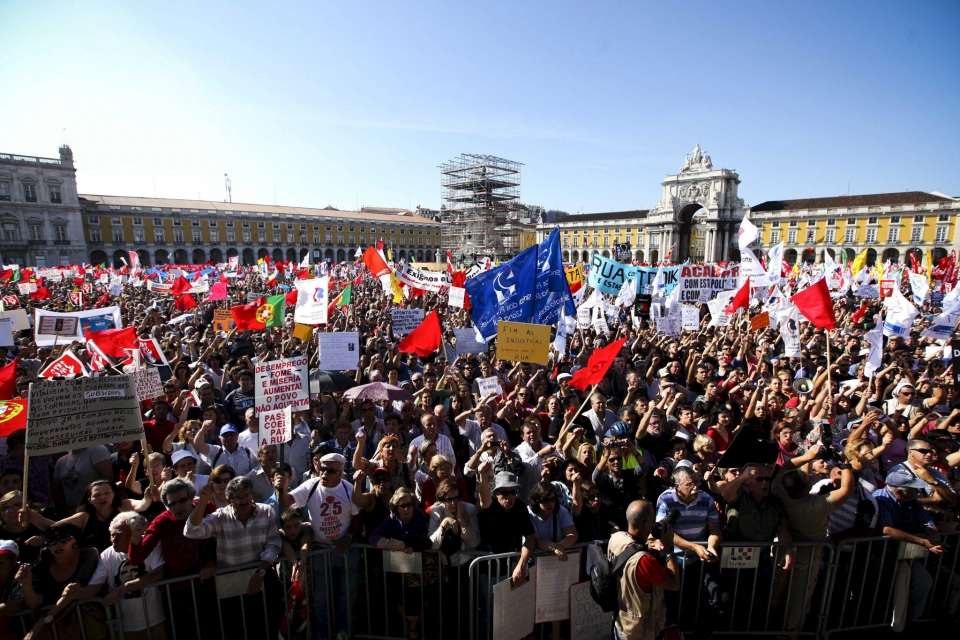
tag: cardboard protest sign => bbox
[0,319,12,347]
[576,306,592,329]
[38,316,78,338]
[317,332,360,370]
[477,376,503,397]
[879,279,896,298]
[391,309,424,336]
[448,286,466,308]
[496,321,551,364]
[255,356,309,414]
[453,328,487,355]
[259,406,292,446]
[570,581,613,640]
[750,311,770,331]
[213,310,235,333]
[681,305,700,330]
[534,552,581,623]
[493,573,536,640]
[131,369,164,402]
[26,376,145,456]
[0,310,27,333]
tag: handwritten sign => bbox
[213,310,235,333]
[448,286,466,309]
[26,377,145,456]
[255,356,309,414]
[535,552,581,622]
[570,581,613,640]
[493,574,536,640]
[317,332,360,371]
[576,307,592,330]
[477,376,503,398]
[259,406,292,446]
[750,311,770,331]
[681,305,700,331]
[131,368,164,402]
[497,321,551,364]
[391,309,424,336]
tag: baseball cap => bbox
[171,450,197,467]
[0,540,18,558]
[219,424,239,436]
[885,468,927,490]
[370,466,391,479]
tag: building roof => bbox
[750,191,953,213]
[78,194,440,225]
[560,210,649,223]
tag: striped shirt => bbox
[655,488,719,561]
[183,503,282,568]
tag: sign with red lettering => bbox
[259,406,292,446]
[255,355,309,414]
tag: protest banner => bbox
[569,581,613,640]
[17,283,37,295]
[213,310,235,333]
[855,284,880,298]
[879,279,896,298]
[493,573,535,640]
[477,376,503,398]
[496,321,551,364]
[394,262,452,292]
[145,279,172,294]
[453,328,487,355]
[259,406,292,446]
[34,307,122,346]
[131,368,164,402]
[448,286,466,308]
[750,311,770,331]
[676,264,738,303]
[317,332,360,371]
[255,355,309,414]
[38,316,78,338]
[534,552,581,623]
[564,265,584,290]
[26,376,144,456]
[633,266,679,295]
[681,305,700,330]
[294,277,329,325]
[391,309,424,336]
[587,253,631,295]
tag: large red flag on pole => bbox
[791,278,836,330]
[569,338,628,391]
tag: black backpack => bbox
[589,540,644,613]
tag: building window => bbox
[154,230,165,243]
[939,214,950,222]
[258,231,266,243]
[845,228,856,243]
[337,230,344,244]
[788,230,797,244]
[88,215,99,224]
[226,231,235,243]
[226,220,234,228]
[299,234,307,244]
[258,222,265,228]
[887,227,899,242]
[174,230,184,244]
[242,221,250,228]
[113,228,125,243]
[825,229,835,243]
[191,220,199,227]
[806,230,816,243]
[866,228,877,243]
[91,228,102,242]
[914,215,924,223]
[134,229,145,243]
[868,217,878,224]
[287,232,294,243]
[152,218,161,225]
[936,226,949,243]
[112,217,122,224]
[789,220,798,227]
[242,230,251,243]
[23,184,37,202]
[911,226,923,243]
[827,218,836,226]
[770,229,780,244]
[29,224,42,240]
[0,182,9,201]
[273,222,280,229]
[49,186,61,203]
[53,225,66,241]
[210,230,219,243]
[132,217,142,226]
[313,233,320,244]
[172,220,182,227]
[890,216,900,224]
[847,218,856,225]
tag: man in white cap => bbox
[285,453,359,640]
[171,450,208,492]
[193,422,259,476]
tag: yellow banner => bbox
[565,265,583,287]
[293,323,313,341]
[496,321,552,364]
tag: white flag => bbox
[864,312,884,378]
[738,214,759,250]
[778,303,802,358]
[614,276,637,308]
[294,276,329,325]
[882,288,918,338]
[766,242,784,283]
[299,252,310,269]
[908,271,929,306]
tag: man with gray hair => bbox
[186,476,284,637]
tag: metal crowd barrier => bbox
[8,534,959,639]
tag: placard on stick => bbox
[255,356,309,414]
[497,321,551,364]
[750,311,770,331]
[391,309,424,336]
[259,406,292,446]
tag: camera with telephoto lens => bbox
[651,508,681,540]
[818,421,845,462]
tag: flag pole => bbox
[20,384,31,526]
[825,329,833,419]
[568,384,597,426]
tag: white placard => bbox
[255,355,309,414]
[391,309,424,336]
[477,376,503,398]
[259,406,292,446]
[0,310,29,332]
[655,314,682,337]
[681,305,700,330]
[33,307,123,347]
[570,581,613,640]
[215,569,256,599]
[493,574,536,640]
[317,332,360,371]
[131,368,164,402]
[38,316,79,337]
[383,551,423,573]
[0,318,13,347]
[720,546,761,569]
[576,307,592,329]
[453,328,487,355]
[448,286,466,309]
[534,552,581,623]
[591,315,610,336]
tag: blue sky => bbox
[2,1,958,214]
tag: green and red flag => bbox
[231,294,285,330]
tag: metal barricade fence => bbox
[9,598,116,640]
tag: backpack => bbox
[589,539,644,613]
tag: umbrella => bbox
[309,369,359,394]
[342,382,414,403]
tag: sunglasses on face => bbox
[586,494,600,502]
[442,495,460,503]
[913,448,935,456]
[397,502,414,509]
[751,477,772,484]
[45,533,75,546]
[319,466,342,475]
[496,490,518,497]
[539,496,557,505]
[211,478,232,485]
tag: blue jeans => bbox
[311,548,360,640]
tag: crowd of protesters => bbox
[0,254,956,640]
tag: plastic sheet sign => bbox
[496,321,551,364]
[26,376,145,456]
[259,406,292,447]
[255,356,309,414]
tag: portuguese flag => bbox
[231,294,285,330]
[327,283,352,316]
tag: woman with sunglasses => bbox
[0,490,52,565]
[208,465,236,509]
[370,488,432,639]
[527,482,578,561]
[16,523,107,639]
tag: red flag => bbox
[0,270,12,282]
[397,310,442,357]
[297,269,309,279]
[726,277,751,314]
[265,274,277,287]
[29,287,51,301]
[73,277,84,286]
[446,251,454,274]
[0,359,18,400]
[85,327,138,360]
[791,278,836,330]
[231,300,267,331]
[0,399,27,437]
[285,290,299,306]
[450,270,471,309]
[94,292,110,308]
[175,294,198,311]
[138,338,169,367]
[851,303,870,324]
[171,275,192,296]
[1,296,17,307]
[206,282,227,302]
[569,338,628,391]
[376,239,385,251]
[362,247,391,278]
[39,351,88,378]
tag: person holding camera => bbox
[607,500,681,640]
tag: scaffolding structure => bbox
[440,154,522,263]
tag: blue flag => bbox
[535,228,576,325]
[464,245,538,340]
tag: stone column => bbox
[721,227,729,261]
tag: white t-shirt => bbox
[289,478,359,544]
[237,429,260,450]
[92,546,165,632]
